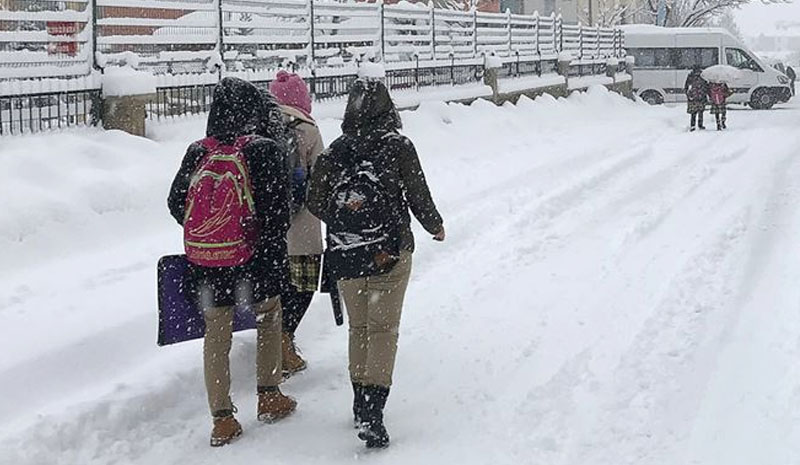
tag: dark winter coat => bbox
[307,78,443,256]
[168,77,291,308]
[685,70,708,114]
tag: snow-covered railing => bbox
[383,2,434,63]
[221,0,311,71]
[432,8,474,61]
[311,1,380,66]
[2,0,624,84]
[0,0,93,81]
[95,0,218,74]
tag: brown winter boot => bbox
[282,332,307,376]
[257,386,297,423]
[210,414,242,447]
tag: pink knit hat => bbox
[269,70,313,118]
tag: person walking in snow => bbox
[685,66,708,131]
[308,77,445,449]
[268,70,326,376]
[786,65,796,96]
[707,80,734,130]
[167,77,296,447]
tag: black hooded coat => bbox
[307,78,443,260]
[167,77,291,307]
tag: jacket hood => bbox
[341,78,401,136]
[206,77,263,140]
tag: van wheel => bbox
[640,90,663,105]
[750,88,775,110]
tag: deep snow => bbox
[2,89,800,465]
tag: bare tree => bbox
[709,8,744,38]
[639,0,790,28]
[578,0,646,26]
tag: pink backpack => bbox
[709,84,726,105]
[183,136,259,267]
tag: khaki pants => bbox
[338,251,412,387]
[203,295,283,416]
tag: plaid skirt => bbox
[289,255,322,292]
[709,103,727,115]
[687,100,706,114]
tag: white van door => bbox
[724,47,759,103]
[629,47,676,103]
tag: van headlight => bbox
[778,75,789,84]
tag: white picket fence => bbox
[1,0,625,94]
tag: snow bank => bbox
[497,73,566,94]
[102,66,157,97]
[0,128,195,276]
[702,64,741,84]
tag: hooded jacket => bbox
[280,104,325,256]
[685,68,708,103]
[168,77,291,307]
[307,78,442,255]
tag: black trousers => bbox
[282,286,315,335]
[690,111,704,128]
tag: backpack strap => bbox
[200,137,220,152]
[233,135,254,151]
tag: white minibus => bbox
[621,25,792,109]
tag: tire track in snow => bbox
[513,136,800,465]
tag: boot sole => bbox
[281,364,307,379]
[365,439,390,449]
[358,429,390,448]
[257,409,296,424]
[210,429,242,447]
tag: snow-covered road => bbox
[2,88,800,465]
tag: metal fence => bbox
[0,88,101,135]
[1,0,626,131]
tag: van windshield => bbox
[726,48,762,72]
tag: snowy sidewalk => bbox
[2,89,800,465]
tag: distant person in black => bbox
[685,66,708,132]
[786,66,796,96]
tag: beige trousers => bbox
[338,251,412,387]
[203,296,283,416]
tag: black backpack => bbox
[325,148,399,281]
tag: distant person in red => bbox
[707,81,734,130]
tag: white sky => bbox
[734,1,800,37]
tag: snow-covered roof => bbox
[620,24,734,37]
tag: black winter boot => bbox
[358,385,390,449]
[352,382,366,429]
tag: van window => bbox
[630,48,673,69]
[726,48,763,72]
[673,48,719,69]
